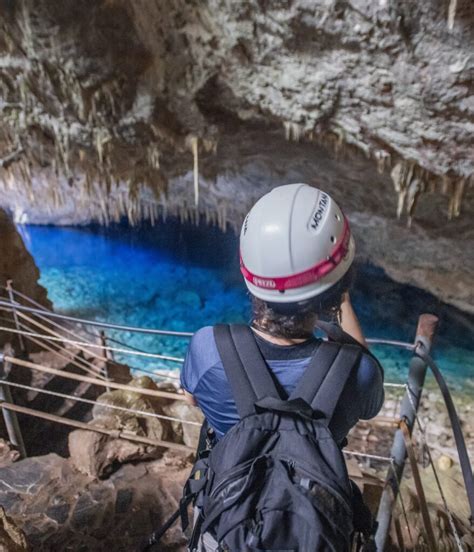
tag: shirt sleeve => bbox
[357,353,385,420]
[180,326,216,394]
[180,335,199,394]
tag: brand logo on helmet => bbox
[243,214,249,235]
[310,193,329,231]
[253,277,276,288]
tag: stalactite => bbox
[390,161,415,219]
[191,136,199,206]
[406,178,425,228]
[375,150,391,174]
[448,0,457,30]
[94,128,111,167]
[283,121,304,142]
[441,175,451,195]
[113,200,121,223]
[127,202,135,226]
[333,128,345,157]
[147,144,160,170]
[203,138,218,154]
[149,202,156,226]
[428,178,437,194]
[53,187,61,209]
[449,178,466,219]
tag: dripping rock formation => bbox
[0,0,473,310]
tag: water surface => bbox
[19,221,474,396]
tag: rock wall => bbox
[0,208,51,349]
[0,0,473,309]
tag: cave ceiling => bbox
[0,0,473,311]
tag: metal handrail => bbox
[0,296,419,350]
[0,299,194,337]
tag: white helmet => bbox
[240,183,355,304]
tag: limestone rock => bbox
[67,376,185,477]
[0,439,20,469]
[0,507,29,552]
[162,401,204,449]
[437,455,454,471]
[0,0,473,311]
[0,209,51,350]
[0,452,190,551]
[68,425,161,479]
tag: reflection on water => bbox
[19,220,474,395]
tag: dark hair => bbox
[251,266,355,339]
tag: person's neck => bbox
[251,326,311,346]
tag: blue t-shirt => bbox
[180,326,384,444]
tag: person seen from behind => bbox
[180,183,385,551]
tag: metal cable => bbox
[0,324,185,363]
[0,299,194,337]
[0,401,194,453]
[3,355,187,402]
[105,334,184,362]
[16,313,108,378]
[15,303,107,363]
[389,458,416,548]
[18,325,106,381]
[1,288,418,348]
[0,379,201,426]
[405,384,465,550]
[415,343,474,526]
[131,366,181,381]
[366,338,415,350]
[342,450,392,463]
[5,298,182,378]
[0,322,419,389]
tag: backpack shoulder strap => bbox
[315,320,360,345]
[311,344,362,421]
[289,341,362,421]
[316,319,382,370]
[288,341,340,407]
[213,324,281,418]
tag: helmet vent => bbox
[330,235,337,243]
[335,214,341,221]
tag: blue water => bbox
[18,222,474,395]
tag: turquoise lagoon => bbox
[18,221,474,396]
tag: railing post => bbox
[100,330,112,391]
[0,347,27,458]
[6,280,26,355]
[375,314,438,550]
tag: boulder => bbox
[161,401,204,449]
[69,376,170,478]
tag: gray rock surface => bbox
[0,452,189,551]
[0,1,473,310]
[161,402,204,449]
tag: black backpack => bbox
[140,323,376,552]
